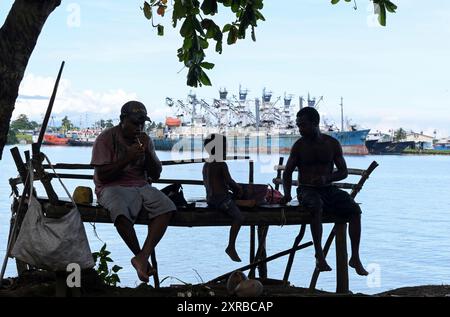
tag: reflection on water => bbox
[1,144,450,294]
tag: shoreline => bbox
[1,271,449,297]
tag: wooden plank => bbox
[274,165,366,176]
[272,178,356,190]
[41,156,251,170]
[41,202,350,227]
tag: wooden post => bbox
[283,224,306,285]
[248,160,255,278]
[256,225,268,279]
[309,226,336,290]
[150,251,160,288]
[335,223,349,293]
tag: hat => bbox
[121,101,151,123]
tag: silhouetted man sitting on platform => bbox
[281,107,368,276]
[91,101,176,283]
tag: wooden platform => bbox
[41,198,350,227]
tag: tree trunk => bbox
[0,0,61,159]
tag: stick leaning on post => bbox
[0,62,66,285]
[31,61,65,205]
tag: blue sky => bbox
[1,0,449,137]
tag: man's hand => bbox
[235,184,244,199]
[280,194,292,205]
[126,143,145,162]
[136,133,151,152]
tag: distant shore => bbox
[402,149,450,155]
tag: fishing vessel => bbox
[152,88,370,155]
[365,132,415,154]
[42,133,69,145]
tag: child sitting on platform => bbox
[202,134,244,262]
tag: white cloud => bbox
[14,74,138,125]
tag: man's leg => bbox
[303,189,332,272]
[226,222,242,262]
[131,211,174,279]
[348,212,369,276]
[310,206,332,272]
[224,201,243,262]
[114,215,141,255]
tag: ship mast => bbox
[340,97,344,132]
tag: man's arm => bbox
[330,141,348,182]
[223,163,242,195]
[281,143,299,203]
[144,137,162,181]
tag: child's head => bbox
[204,133,227,161]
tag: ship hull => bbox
[365,140,415,154]
[153,129,370,155]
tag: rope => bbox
[42,153,103,243]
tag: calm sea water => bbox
[1,144,449,295]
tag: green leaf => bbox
[199,69,212,86]
[105,257,113,262]
[100,243,107,252]
[157,24,164,36]
[112,265,123,273]
[222,23,232,33]
[180,17,193,37]
[378,3,386,26]
[227,26,238,45]
[201,0,218,15]
[215,40,222,54]
[200,62,214,69]
[192,16,205,36]
[331,0,340,4]
[251,26,256,41]
[200,39,209,49]
[385,1,397,13]
[143,2,153,20]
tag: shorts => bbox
[208,195,244,223]
[297,185,361,216]
[98,184,176,224]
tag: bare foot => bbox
[131,256,149,283]
[349,258,369,276]
[315,258,332,272]
[225,247,242,262]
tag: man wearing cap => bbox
[91,101,176,283]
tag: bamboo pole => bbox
[207,241,313,285]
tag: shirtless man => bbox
[281,107,368,276]
[202,134,244,262]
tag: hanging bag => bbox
[11,156,95,271]
[265,184,284,204]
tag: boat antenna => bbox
[340,97,344,132]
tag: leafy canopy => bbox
[143,0,396,88]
